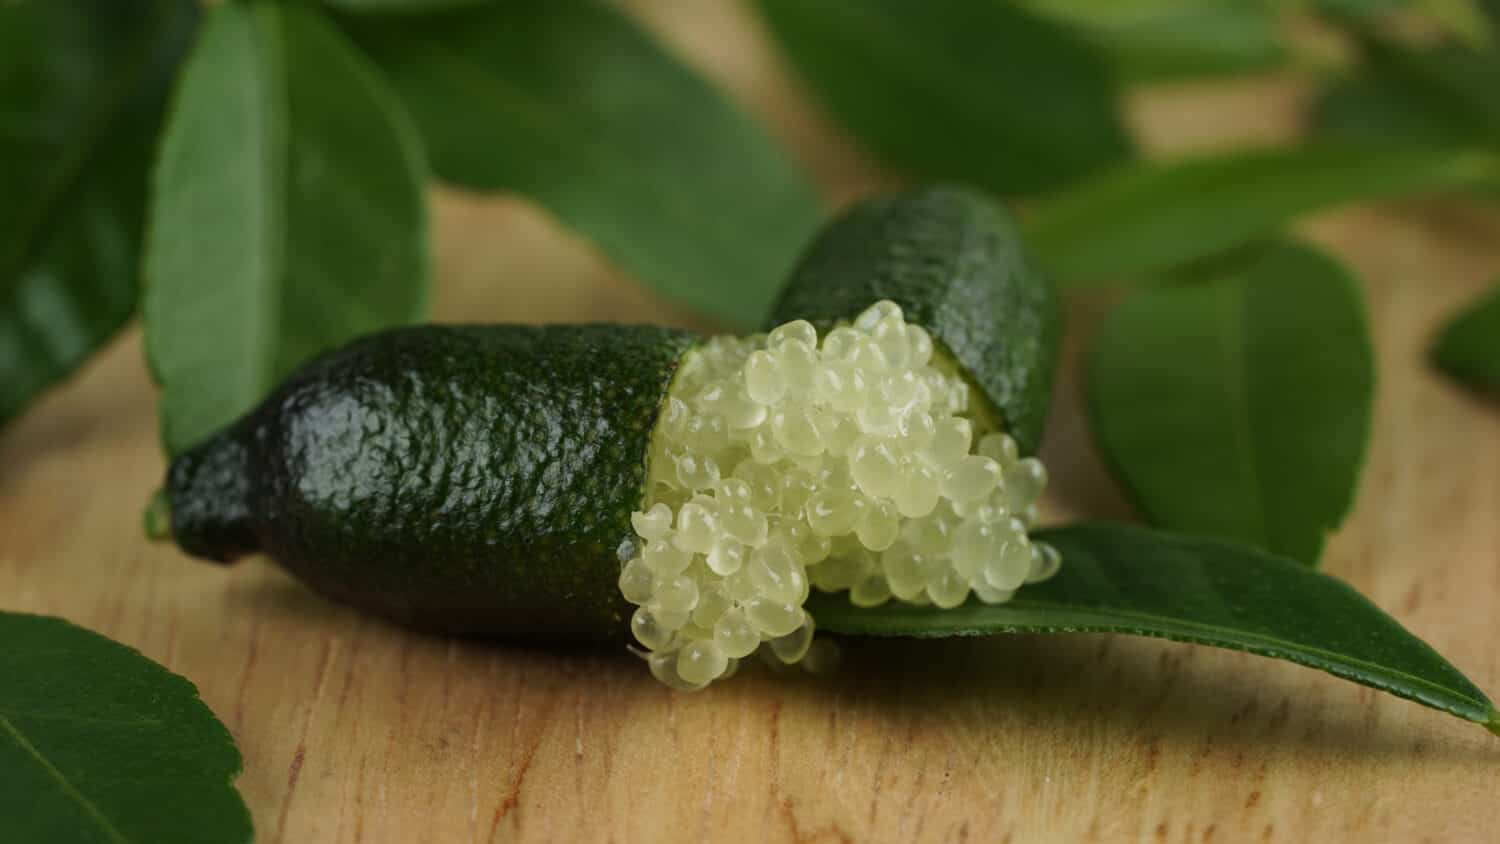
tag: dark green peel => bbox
[771,185,1060,454]
[166,324,698,640]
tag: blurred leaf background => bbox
[4,0,1500,558]
[6,6,1500,834]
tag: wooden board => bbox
[3,3,1498,841]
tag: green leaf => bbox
[1312,74,1500,203]
[1322,0,1496,47]
[1086,242,1374,565]
[1313,35,1500,152]
[0,0,197,429]
[811,523,1498,733]
[1023,144,1500,284]
[339,1,822,329]
[1334,21,1500,142]
[0,611,251,843]
[1314,77,1478,147]
[1483,0,1500,30]
[1431,281,1500,392]
[1021,0,1287,80]
[323,0,488,13]
[1425,0,1497,45]
[752,0,1132,196]
[144,1,429,457]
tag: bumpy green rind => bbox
[166,324,699,641]
[769,185,1060,454]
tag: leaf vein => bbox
[1221,279,1270,546]
[0,711,132,844]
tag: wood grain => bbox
[3,3,1499,841]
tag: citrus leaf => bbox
[810,523,1498,734]
[1312,42,1500,203]
[323,0,487,13]
[144,1,429,457]
[1332,22,1500,142]
[1314,77,1477,147]
[1484,0,1500,30]
[0,611,251,843]
[0,0,197,429]
[1023,144,1500,284]
[1317,0,1494,44]
[1086,241,1374,565]
[751,0,1132,196]
[1021,0,1287,80]
[339,1,822,329]
[1431,281,1500,392]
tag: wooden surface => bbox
[4,3,1500,841]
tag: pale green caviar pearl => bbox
[631,607,674,650]
[714,607,762,658]
[618,557,656,604]
[769,618,815,664]
[745,350,787,405]
[677,640,729,686]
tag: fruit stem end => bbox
[144,489,172,542]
